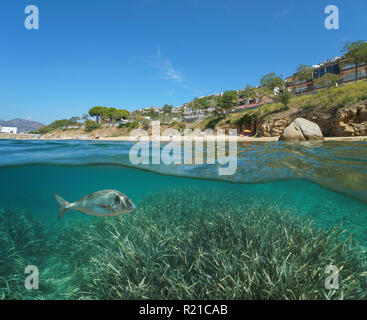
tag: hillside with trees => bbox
[36,40,367,138]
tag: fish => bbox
[54,189,136,219]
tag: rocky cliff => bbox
[258,99,367,137]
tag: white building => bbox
[0,126,17,134]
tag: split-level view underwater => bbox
[0,139,366,300]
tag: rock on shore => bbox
[279,118,323,141]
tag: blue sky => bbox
[0,0,366,124]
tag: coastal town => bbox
[136,54,367,123]
[1,41,367,141]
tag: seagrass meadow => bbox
[0,139,367,300]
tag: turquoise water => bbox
[1,139,367,299]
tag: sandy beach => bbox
[19,135,367,142]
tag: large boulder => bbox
[279,118,323,141]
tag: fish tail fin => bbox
[54,193,71,220]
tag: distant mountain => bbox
[0,118,45,132]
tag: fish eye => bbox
[114,195,121,205]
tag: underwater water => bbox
[0,139,367,299]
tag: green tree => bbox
[236,112,258,131]
[89,107,129,124]
[193,97,210,109]
[274,88,293,109]
[115,109,130,120]
[219,91,238,109]
[104,108,118,123]
[89,106,108,123]
[84,120,101,132]
[239,85,256,100]
[38,119,77,134]
[128,121,139,129]
[69,116,80,123]
[141,119,150,130]
[162,104,173,114]
[314,73,341,102]
[204,114,224,130]
[260,73,284,90]
[145,108,160,119]
[341,40,367,83]
[255,87,273,104]
[294,65,314,82]
[240,86,272,118]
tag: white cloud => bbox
[131,48,208,99]
[140,48,184,83]
[274,8,290,19]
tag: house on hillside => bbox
[286,56,367,94]
[183,109,207,122]
[171,106,183,114]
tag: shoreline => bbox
[1,134,367,142]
